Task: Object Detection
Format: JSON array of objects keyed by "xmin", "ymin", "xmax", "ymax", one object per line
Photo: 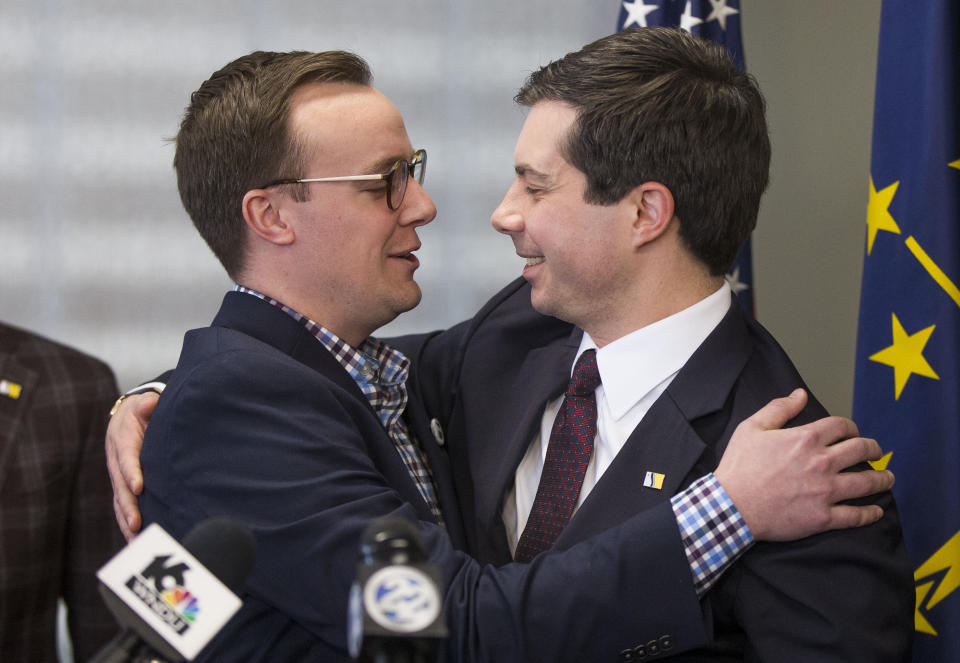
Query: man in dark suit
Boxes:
[
  {"xmin": 108, "ymin": 46, "xmax": 897, "ymax": 661},
  {"xmin": 407, "ymin": 28, "xmax": 913, "ymax": 660},
  {"xmin": 0, "ymin": 321, "xmax": 123, "ymax": 662}
]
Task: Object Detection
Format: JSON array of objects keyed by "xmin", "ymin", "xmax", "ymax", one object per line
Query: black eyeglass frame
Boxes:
[{"xmin": 262, "ymin": 149, "xmax": 427, "ymax": 211}]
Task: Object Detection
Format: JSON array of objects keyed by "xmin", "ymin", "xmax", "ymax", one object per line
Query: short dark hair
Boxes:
[
  {"xmin": 516, "ymin": 27, "xmax": 770, "ymax": 275},
  {"xmin": 174, "ymin": 50, "xmax": 372, "ymax": 278}
]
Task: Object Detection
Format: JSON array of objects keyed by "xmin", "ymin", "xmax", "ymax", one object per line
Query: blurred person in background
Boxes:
[{"xmin": 0, "ymin": 321, "xmax": 123, "ymax": 662}]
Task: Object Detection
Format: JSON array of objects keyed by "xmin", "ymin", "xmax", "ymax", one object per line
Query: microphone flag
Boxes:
[{"xmin": 96, "ymin": 523, "xmax": 244, "ymax": 660}]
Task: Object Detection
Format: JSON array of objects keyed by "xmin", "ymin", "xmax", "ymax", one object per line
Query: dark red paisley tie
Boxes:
[{"xmin": 515, "ymin": 349, "xmax": 601, "ymax": 563}]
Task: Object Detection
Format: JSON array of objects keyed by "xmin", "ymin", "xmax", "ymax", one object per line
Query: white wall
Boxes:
[{"xmin": 745, "ymin": 0, "xmax": 881, "ymax": 415}]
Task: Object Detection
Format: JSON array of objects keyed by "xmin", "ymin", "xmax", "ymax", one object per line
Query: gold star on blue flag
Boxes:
[
  {"xmin": 853, "ymin": 1, "xmax": 960, "ymax": 658},
  {"xmin": 617, "ymin": 0, "xmax": 754, "ymax": 315}
]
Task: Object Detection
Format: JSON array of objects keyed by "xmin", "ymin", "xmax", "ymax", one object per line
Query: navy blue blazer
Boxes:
[
  {"xmin": 407, "ymin": 278, "xmax": 914, "ymax": 662},
  {"xmin": 140, "ymin": 291, "xmax": 712, "ymax": 662}
]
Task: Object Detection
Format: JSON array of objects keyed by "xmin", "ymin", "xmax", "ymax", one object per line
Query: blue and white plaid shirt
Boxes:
[
  {"xmin": 672, "ymin": 473, "xmax": 753, "ymax": 595},
  {"xmin": 234, "ymin": 286, "xmax": 445, "ymax": 525}
]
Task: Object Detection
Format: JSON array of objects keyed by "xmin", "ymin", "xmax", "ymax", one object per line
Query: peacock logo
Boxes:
[{"xmin": 162, "ymin": 586, "xmax": 200, "ymax": 623}]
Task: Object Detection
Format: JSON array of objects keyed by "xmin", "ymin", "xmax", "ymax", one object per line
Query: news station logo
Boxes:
[
  {"xmin": 125, "ymin": 554, "xmax": 201, "ymax": 635},
  {"xmin": 363, "ymin": 566, "xmax": 441, "ymax": 632}
]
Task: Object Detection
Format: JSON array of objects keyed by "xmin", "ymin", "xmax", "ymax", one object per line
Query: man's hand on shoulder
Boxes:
[
  {"xmin": 106, "ymin": 392, "xmax": 158, "ymax": 540},
  {"xmin": 715, "ymin": 389, "xmax": 893, "ymax": 542}
]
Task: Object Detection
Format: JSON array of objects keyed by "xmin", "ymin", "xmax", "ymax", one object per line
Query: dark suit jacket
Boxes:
[
  {"xmin": 407, "ymin": 278, "xmax": 914, "ymax": 662},
  {"xmin": 0, "ymin": 321, "xmax": 123, "ymax": 662},
  {"xmin": 140, "ymin": 291, "xmax": 712, "ymax": 662}
]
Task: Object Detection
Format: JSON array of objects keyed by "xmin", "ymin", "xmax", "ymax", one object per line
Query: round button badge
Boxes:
[{"xmin": 362, "ymin": 565, "xmax": 441, "ymax": 633}]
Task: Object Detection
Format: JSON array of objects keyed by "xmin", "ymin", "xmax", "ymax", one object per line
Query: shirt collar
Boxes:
[
  {"xmin": 578, "ymin": 282, "xmax": 731, "ymax": 420},
  {"xmin": 232, "ymin": 285, "xmax": 409, "ymax": 390}
]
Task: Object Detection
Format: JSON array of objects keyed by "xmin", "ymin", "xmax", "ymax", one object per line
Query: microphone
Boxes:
[
  {"xmin": 91, "ymin": 518, "xmax": 257, "ymax": 662},
  {"xmin": 348, "ymin": 517, "xmax": 447, "ymax": 663}
]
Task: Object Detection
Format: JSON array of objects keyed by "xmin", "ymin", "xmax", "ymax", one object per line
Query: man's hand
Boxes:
[
  {"xmin": 105, "ymin": 392, "xmax": 158, "ymax": 540},
  {"xmin": 714, "ymin": 389, "xmax": 893, "ymax": 542}
]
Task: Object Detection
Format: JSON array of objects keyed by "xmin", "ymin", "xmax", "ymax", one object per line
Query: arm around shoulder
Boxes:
[{"xmin": 140, "ymin": 348, "xmax": 713, "ymax": 662}]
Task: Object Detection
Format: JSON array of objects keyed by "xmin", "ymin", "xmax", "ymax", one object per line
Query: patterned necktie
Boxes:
[{"xmin": 515, "ymin": 349, "xmax": 601, "ymax": 563}]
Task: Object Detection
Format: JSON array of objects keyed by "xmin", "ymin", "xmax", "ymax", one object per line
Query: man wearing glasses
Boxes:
[{"xmin": 118, "ymin": 49, "xmax": 895, "ymax": 661}]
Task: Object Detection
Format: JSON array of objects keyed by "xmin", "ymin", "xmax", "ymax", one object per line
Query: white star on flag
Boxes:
[
  {"xmin": 621, "ymin": 0, "xmax": 659, "ymax": 29},
  {"xmin": 706, "ymin": 0, "xmax": 739, "ymax": 31},
  {"xmin": 725, "ymin": 266, "xmax": 750, "ymax": 294},
  {"xmin": 679, "ymin": 1, "xmax": 704, "ymax": 33}
]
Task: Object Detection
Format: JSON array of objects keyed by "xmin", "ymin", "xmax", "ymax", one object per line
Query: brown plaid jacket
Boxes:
[{"xmin": 0, "ymin": 322, "xmax": 124, "ymax": 662}]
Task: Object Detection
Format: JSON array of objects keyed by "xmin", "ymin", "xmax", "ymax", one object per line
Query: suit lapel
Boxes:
[
  {"xmin": 209, "ymin": 292, "xmax": 448, "ymax": 526},
  {"xmin": 405, "ymin": 380, "xmax": 467, "ymax": 547},
  {"xmin": 555, "ymin": 394, "xmax": 708, "ymax": 548},
  {"xmin": 666, "ymin": 298, "xmax": 754, "ymax": 423},
  {"xmin": 0, "ymin": 349, "xmax": 37, "ymax": 494},
  {"xmin": 212, "ymin": 292, "xmax": 367, "ymax": 402},
  {"xmin": 555, "ymin": 298, "xmax": 754, "ymax": 549},
  {"xmin": 474, "ymin": 329, "xmax": 580, "ymax": 544}
]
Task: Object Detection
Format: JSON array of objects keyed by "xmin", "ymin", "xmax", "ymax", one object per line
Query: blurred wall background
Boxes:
[{"xmin": 0, "ymin": 0, "xmax": 881, "ymax": 416}]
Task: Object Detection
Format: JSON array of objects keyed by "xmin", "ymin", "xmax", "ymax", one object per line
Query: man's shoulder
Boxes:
[
  {"xmin": 668, "ymin": 302, "xmax": 826, "ymax": 446},
  {"xmin": 702, "ymin": 303, "xmax": 825, "ymax": 409},
  {"xmin": 389, "ymin": 278, "xmax": 541, "ymax": 358},
  {"xmin": 461, "ymin": 277, "xmax": 573, "ymax": 356},
  {"xmin": 0, "ymin": 320, "xmax": 115, "ymax": 385},
  {"xmin": 169, "ymin": 325, "xmax": 346, "ymax": 398},
  {"xmin": 405, "ymin": 277, "xmax": 572, "ymax": 406},
  {"xmin": 157, "ymin": 322, "xmax": 378, "ymax": 442},
  {"xmin": 181, "ymin": 322, "xmax": 288, "ymax": 359},
  {"xmin": 143, "ymin": 325, "xmax": 374, "ymax": 478},
  {"xmin": 738, "ymin": 311, "xmax": 828, "ymax": 420},
  {"xmin": 686, "ymin": 308, "xmax": 913, "ymax": 661}
]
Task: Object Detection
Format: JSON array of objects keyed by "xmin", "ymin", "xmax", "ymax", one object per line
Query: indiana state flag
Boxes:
[
  {"xmin": 617, "ymin": 0, "xmax": 754, "ymax": 314},
  {"xmin": 853, "ymin": 1, "xmax": 960, "ymax": 660}
]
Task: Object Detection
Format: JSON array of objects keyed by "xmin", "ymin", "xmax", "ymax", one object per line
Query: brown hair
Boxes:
[
  {"xmin": 174, "ymin": 50, "xmax": 371, "ymax": 277},
  {"xmin": 516, "ymin": 27, "xmax": 770, "ymax": 275}
]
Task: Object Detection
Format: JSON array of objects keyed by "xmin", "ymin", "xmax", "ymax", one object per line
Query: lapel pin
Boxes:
[
  {"xmin": 643, "ymin": 471, "xmax": 665, "ymax": 490},
  {"xmin": 430, "ymin": 418, "xmax": 445, "ymax": 446},
  {"xmin": 1, "ymin": 379, "xmax": 23, "ymax": 400}
]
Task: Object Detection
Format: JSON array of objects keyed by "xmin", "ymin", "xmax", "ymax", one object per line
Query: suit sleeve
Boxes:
[
  {"xmin": 709, "ymin": 372, "xmax": 914, "ymax": 662},
  {"xmin": 62, "ymin": 354, "xmax": 126, "ymax": 660},
  {"xmin": 142, "ymin": 346, "xmax": 708, "ymax": 662}
]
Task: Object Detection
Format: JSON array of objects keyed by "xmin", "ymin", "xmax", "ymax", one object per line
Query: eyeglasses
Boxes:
[{"xmin": 263, "ymin": 149, "xmax": 427, "ymax": 211}]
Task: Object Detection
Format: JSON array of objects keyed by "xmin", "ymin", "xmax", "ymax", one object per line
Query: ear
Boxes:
[
  {"xmin": 241, "ymin": 188, "xmax": 296, "ymax": 246},
  {"xmin": 627, "ymin": 182, "xmax": 676, "ymax": 248}
]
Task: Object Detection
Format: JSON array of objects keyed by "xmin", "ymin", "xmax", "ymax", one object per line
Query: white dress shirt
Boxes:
[{"xmin": 503, "ymin": 282, "xmax": 733, "ymax": 555}]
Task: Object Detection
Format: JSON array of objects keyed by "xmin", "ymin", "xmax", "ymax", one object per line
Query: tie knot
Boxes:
[{"xmin": 569, "ymin": 349, "xmax": 601, "ymax": 396}]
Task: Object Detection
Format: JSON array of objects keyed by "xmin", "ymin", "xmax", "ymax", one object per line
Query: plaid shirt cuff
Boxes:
[{"xmin": 671, "ymin": 473, "xmax": 754, "ymax": 596}]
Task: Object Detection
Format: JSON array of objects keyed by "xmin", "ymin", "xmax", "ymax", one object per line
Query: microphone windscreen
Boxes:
[
  {"xmin": 181, "ymin": 517, "xmax": 257, "ymax": 593},
  {"xmin": 359, "ymin": 516, "xmax": 426, "ymax": 565}
]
